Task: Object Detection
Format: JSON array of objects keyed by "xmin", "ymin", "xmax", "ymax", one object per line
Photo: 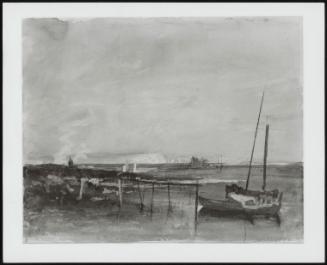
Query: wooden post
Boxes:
[
  {"xmin": 150, "ymin": 182, "xmax": 155, "ymax": 219},
  {"xmin": 118, "ymin": 178, "xmax": 123, "ymax": 207},
  {"xmin": 194, "ymin": 181, "xmax": 199, "ymax": 234},
  {"xmin": 137, "ymin": 180, "xmax": 144, "ymax": 211},
  {"xmin": 150, "ymin": 182, "xmax": 155, "ymax": 214},
  {"xmin": 77, "ymin": 177, "xmax": 88, "ymax": 200},
  {"xmin": 167, "ymin": 181, "xmax": 171, "ymax": 212}
]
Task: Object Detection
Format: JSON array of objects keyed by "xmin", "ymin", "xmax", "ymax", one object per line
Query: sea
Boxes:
[{"xmin": 24, "ymin": 164, "xmax": 303, "ymax": 243}]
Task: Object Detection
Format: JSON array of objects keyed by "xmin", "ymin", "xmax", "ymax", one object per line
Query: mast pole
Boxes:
[
  {"xmin": 262, "ymin": 124, "xmax": 269, "ymax": 191},
  {"xmin": 245, "ymin": 92, "xmax": 265, "ymax": 190}
]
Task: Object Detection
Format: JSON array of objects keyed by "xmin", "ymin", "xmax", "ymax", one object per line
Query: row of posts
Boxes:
[
  {"xmin": 116, "ymin": 176, "xmax": 200, "ymax": 233},
  {"xmin": 76, "ymin": 164, "xmax": 200, "ymax": 234}
]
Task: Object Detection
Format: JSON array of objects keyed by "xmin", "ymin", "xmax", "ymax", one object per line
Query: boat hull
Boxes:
[
  {"xmin": 199, "ymin": 196, "xmax": 244, "ymax": 213},
  {"xmin": 198, "ymin": 195, "xmax": 282, "ymax": 217}
]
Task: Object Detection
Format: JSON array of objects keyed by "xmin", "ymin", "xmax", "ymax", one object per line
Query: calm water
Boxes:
[{"xmin": 24, "ymin": 165, "xmax": 303, "ymax": 243}]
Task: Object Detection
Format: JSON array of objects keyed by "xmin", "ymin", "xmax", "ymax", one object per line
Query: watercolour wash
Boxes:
[{"xmin": 23, "ymin": 17, "xmax": 303, "ymax": 243}]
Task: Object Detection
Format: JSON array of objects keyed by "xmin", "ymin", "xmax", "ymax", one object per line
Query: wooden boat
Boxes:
[
  {"xmin": 199, "ymin": 92, "xmax": 283, "ymax": 223},
  {"xmin": 199, "ymin": 190, "xmax": 283, "ymax": 219},
  {"xmin": 199, "ymin": 196, "xmax": 244, "ymax": 213}
]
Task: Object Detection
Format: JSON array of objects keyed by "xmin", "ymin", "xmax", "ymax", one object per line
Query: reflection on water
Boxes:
[{"xmin": 199, "ymin": 207, "xmax": 250, "ymax": 220}]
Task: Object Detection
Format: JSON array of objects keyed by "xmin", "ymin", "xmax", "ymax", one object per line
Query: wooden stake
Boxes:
[
  {"xmin": 77, "ymin": 177, "xmax": 88, "ymax": 200},
  {"xmin": 167, "ymin": 181, "xmax": 171, "ymax": 211},
  {"xmin": 194, "ymin": 181, "xmax": 199, "ymax": 234},
  {"xmin": 137, "ymin": 180, "xmax": 144, "ymax": 211},
  {"xmin": 150, "ymin": 182, "xmax": 155, "ymax": 214},
  {"xmin": 118, "ymin": 178, "xmax": 123, "ymax": 207}
]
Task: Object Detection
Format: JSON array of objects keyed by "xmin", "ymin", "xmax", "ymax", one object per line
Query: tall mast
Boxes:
[
  {"xmin": 245, "ymin": 92, "xmax": 265, "ymax": 190},
  {"xmin": 262, "ymin": 124, "xmax": 269, "ymax": 191}
]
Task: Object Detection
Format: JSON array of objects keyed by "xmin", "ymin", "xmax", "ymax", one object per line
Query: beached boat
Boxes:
[
  {"xmin": 199, "ymin": 92, "xmax": 283, "ymax": 223},
  {"xmin": 199, "ymin": 190, "xmax": 283, "ymax": 218}
]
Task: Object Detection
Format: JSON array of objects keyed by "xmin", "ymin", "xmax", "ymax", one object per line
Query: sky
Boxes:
[{"xmin": 23, "ymin": 17, "xmax": 302, "ymax": 164}]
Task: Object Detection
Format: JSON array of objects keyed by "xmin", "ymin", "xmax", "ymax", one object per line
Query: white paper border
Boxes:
[{"xmin": 3, "ymin": 3, "xmax": 325, "ymax": 263}]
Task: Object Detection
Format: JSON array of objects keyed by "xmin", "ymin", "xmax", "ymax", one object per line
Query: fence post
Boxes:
[
  {"xmin": 118, "ymin": 178, "xmax": 123, "ymax": 207},
  {"xmin": 194, "ymin": 181, "xmax": 199, "ymax": 234}
]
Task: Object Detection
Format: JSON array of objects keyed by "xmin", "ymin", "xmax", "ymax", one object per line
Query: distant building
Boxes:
[
  {"xmin": 68, "ymin": 156, "xmax": 74, "ymax": 167},
  {"xmin": 190, "ymin": 156, "xmax": 209, "ymax": 168}
]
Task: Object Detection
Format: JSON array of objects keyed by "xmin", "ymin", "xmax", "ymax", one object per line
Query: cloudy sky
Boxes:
[{"xmin": 23, "ymin": 17, "xmax": 302, "ymax": 164}]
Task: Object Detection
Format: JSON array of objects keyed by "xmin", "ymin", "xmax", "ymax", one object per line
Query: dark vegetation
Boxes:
[{"xmin": 24, "ymin": 164, "xmax": 119, "ymax": 211}]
